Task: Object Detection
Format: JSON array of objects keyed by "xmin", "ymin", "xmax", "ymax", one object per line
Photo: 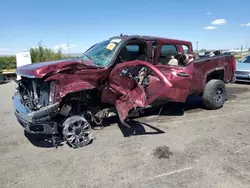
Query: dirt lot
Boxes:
[{"xmin": 0, "ymin": 81, "xmax": 250, "ymax": 188}]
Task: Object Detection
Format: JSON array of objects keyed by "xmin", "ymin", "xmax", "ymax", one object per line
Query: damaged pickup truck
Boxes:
[{"xmin": 13, "ymin": 35, "xmax": 236, "ymax": 148}]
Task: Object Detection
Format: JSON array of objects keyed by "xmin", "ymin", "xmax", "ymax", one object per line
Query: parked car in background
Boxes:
[{"xmin": 235, "ymin": 56, "xmax": 250, "ymax": 82}]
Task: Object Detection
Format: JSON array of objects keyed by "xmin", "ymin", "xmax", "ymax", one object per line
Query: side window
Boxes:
[
  {"xmin": 126, "ymin": 45, "xmax": 139, "ymax": 52},
  {"xmin": 159, "ymin": 44, "xmax": 178, "ymax": 65},
  {"xmin": 126, "ymin": 44, "xmax": 139, "ymax": 61},
  {"xmin": 182, "ymin": 45, "xmax": 189, "ymax": 54},
  {"xmin": 160, "ymin": 44, "xmax": 178, "ymax": 56}
]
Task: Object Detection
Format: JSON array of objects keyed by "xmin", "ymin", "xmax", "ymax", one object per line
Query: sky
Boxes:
[{"xmin": 0, "ymin": 0, "xmax": 250, "ymax": 55}]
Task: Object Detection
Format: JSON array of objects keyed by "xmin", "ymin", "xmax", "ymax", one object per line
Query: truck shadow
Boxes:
[
  {"xmin": 117, "ymin": 120, "xmax": 166, "ymax": 137},
  {"xmin": 142, "ymin": 95, "xmax": 206, "ymax": 117}
]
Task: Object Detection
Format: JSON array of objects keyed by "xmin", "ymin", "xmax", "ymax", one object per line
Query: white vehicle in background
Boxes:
[
  {"xmin": 235, "ymin": 56, "xmax": 250, "ymax": 82},
  {"xmin": 2, "ymin": 52, "xmax": 32, "ymax": 81},
  {"xmin": 15, "ymin": 52, "xmax": 32, "ymax": 80}
]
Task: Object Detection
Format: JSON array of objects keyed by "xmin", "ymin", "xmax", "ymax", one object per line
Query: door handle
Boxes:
[{"xmin": 177, "ymin": 72, "xmax": 190, "ymax": 77}]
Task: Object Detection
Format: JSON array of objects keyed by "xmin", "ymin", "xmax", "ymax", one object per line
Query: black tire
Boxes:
[{"xmin": 202, "ymin": 79, "xmax": 227, "ymax": 110}]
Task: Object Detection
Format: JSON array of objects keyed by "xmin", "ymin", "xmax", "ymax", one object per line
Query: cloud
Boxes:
[
  {"xmin": 32, "ymin": 45, "xmax": 39, "ymax": 49},
  {"xmin": 211, "ymin": 19, "xmax": 227, "ymax": 25},
  {"xmin": 0, "ymin": 48, "xmax": 11, "ymax": 51},
  {"xmin": 54, "ymin": 44, "xmax": 76, "ymax": 50},
  {"xmin": 206, "ymin": 12, "xmax": 212, "ymax": 15},
  {"xmin": 204, "ymin": 26, "xmax": 217, "ymax": 30},
  {"xmin": 240, "ymin": 23, "xmax": 250, "ymax": 27}
]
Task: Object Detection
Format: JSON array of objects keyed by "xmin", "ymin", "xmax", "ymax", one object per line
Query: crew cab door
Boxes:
[
  {"xmin": 104, "ymin": 60, "xmax": 172, "ymax": 122},
  {"xmin": 153, "ymin": 43, "xmax": 194, "ymax": 102}
]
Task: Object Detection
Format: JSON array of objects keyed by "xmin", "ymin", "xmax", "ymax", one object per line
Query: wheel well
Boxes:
[
  {"xmin": 206, "ymin": 70, "xmax": 224, "ymax": 83},
  {"xmin": 60, "ymin": 89, "xmax": 101, "ymax": 115}
]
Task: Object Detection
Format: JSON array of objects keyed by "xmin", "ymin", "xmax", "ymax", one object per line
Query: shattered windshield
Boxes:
[{"xmin": 79, "ymin": 38, "xmax": 124, "ymax": 67}]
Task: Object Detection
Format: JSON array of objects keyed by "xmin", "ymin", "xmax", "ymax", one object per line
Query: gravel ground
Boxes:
[{"xmin": 0, "ymin": 81, "xmax": 250, "ymax": 188}]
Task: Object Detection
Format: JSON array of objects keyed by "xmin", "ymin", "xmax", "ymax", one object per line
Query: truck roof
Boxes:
[{"xmin": 110, "ymin": 35, "xmax": 192, "ymax": 46}]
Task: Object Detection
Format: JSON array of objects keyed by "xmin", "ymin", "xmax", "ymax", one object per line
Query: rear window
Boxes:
[{"xmin": 182, "ymin": 45, "xmax": 189, "ymax": 54}]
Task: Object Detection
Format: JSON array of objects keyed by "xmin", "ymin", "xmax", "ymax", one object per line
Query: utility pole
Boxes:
[
  {"xmin": 241, "ymin": 45, "xmax": 243, "ymax": 55},
  {"xmin": 196, "ymin": 41, "xmax": 199, "ymax": 53},
  {"xmin": 196, "ymin": 41, "xmax": 199, "ymax": 58}
]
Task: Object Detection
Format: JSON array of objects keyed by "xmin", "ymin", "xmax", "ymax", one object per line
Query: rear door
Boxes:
[{"xmin": 152, "ymin": 43, "xmax": 194, "ymax": 102}]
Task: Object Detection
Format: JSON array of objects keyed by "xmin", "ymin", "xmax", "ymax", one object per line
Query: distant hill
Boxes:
[{"xmin": 0, "ymin": 54, "xmax": 14, "ymax": 57}]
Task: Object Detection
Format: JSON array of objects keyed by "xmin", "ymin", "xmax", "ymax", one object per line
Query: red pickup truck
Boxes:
[{"xmin": 13, "ymin": 35, "xmax": 236, "ymax": 148}]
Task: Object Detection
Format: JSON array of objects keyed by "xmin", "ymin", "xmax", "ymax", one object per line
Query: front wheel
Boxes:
[
  {"xmin": 62, "ymin": 116, "xmax": 92, "ymax": 148},
  {"xmin": 202, "ymin": 79, "xmax": 227, "ymax": 110}
]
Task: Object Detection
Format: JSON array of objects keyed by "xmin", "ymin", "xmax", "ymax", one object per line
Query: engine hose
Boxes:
[
  {"xmin": 19, "ymin": 83, "xmax": 36, "ymax": 109},
  {"xmin": 86, "ymin": 111, "xmax": 103, "ymax": 125},
  {"xmin": 20, "ymin": 83, "xmax": 32, "ymax": 98},
  {"xmin": 84, "ymin": 111, "xmax": 104, "ymax": 131}
]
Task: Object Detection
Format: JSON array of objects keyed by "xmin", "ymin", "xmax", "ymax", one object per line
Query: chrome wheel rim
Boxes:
[{"xmin": 62, "ymin": 117, "xmax": 91, "ymax": 148}]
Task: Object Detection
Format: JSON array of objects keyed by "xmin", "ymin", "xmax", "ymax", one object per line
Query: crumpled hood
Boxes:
[
  {"xmin": 16, "ymin": 58, "xmax": 96, "ymax": 78},
  {"xmin": 236, "ymin": 62, "xmax": 250, "ymax": 72}
]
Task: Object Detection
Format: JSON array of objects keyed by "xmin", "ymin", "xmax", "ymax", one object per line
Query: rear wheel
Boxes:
[
  {"xmin": 202, "ymin": 79, "xmax": 227, "ymax": 109},
  {"xmin": 62, "ymin": 116, "xmax": 92, "ymax": 148}
]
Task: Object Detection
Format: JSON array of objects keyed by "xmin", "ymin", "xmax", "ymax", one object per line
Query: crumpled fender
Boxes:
[{"xmin": 44, "ymin": 73, "xmax": 96, "ymax": 102}]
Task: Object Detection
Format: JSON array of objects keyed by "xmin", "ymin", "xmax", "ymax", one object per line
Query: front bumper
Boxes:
[
  {"xmin": 235, "ymin": 71, "xmax": 250, "ymax": 82},
  {"xmin": 13, "ymin": 92, "xmax": 60, "ymax": 134}
]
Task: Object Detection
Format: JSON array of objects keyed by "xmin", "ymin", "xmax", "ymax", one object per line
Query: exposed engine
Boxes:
[
  {"xmin": 17, "ymin": 77, "xmax": 51, "ymax": 110},
  {"xmin": 17, "ymin": 77, "xmax": 104, "ymax": 119}
]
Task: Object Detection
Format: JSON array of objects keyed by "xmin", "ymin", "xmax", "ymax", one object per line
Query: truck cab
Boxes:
[{"xmin": 104, "ymin": 36, "xmax": 195, "ymax": 121}]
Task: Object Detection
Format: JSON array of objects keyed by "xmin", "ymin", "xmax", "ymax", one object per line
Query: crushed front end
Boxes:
[{"xmin": 13, "ymin": 77, "xmax": 60, "ymax": 134}]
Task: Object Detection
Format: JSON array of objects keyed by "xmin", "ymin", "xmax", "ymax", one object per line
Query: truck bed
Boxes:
[
  {"xmin": 189, "ymin": 54, "xmax": 235, "ymax": 95},
  {"xmin": 194, "ymin": 54, "xmax": 231, "ymax": 63}
]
